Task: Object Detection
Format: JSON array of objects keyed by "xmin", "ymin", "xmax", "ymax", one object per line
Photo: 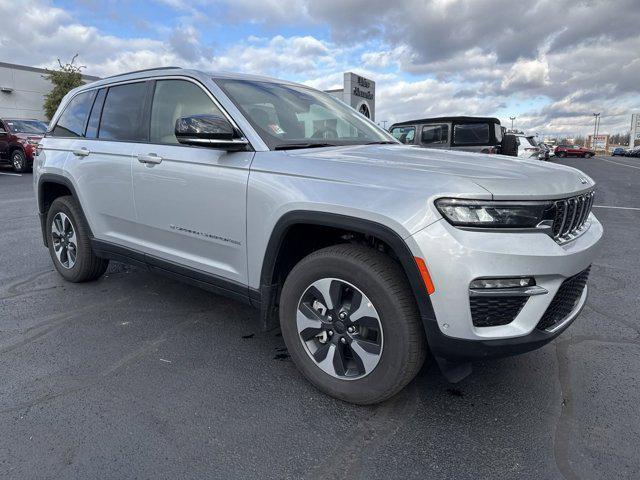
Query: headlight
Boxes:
[{"xmin": 435, "ymin": 198, "xmax": 555, "ymax": 228}]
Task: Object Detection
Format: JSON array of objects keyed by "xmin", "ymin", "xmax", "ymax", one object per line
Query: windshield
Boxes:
[
  {"xmin": 215, "ymin": 79, "xmax": 396, "ymax": 150},
  {"xmin": 5, "ymin": 120, "xmax": 48, "ymax": 134}
]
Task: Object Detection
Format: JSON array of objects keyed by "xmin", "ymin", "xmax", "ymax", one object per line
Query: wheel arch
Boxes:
[
  {"xmin": 37, "ymin": 174, "xmax": 93, "ymax": 247},
  {"xmin": 258, "ymin": 210, "xmax": 437, "ymax": 335}
]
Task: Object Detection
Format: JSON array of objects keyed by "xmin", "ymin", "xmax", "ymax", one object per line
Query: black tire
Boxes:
[
  {"xmin": 585, "ymin": 153, "xmax": 593, "ymax": 158},
  {"xmin": 279, "ymin": 244, "xmax": 427, "ymax": 405},
  {"xmin": 11, "ymin": 150, "xmax": 29, "ymax": 173},
  {"xmin": 46, "ymin": 196, "xmax": 109, "ymax": 282}
]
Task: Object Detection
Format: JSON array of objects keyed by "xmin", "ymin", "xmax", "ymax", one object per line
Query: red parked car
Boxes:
[
  {"xmin": 0, "ymin": 118, "xmax": 48, "ymax": 172},
  {"xmin": 554, "ymin": 145, "xmax": 595, "ymax": 158}
]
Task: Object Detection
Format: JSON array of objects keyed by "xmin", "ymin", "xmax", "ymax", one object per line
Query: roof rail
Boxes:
[{"xmin": 102, "ymin": 66, "xmax": 182, "ymax": 80}]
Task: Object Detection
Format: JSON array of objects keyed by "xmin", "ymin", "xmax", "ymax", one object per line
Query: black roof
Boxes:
[{"xmin": 390, "ymin": 116, "xmax": 501, "ymax": 127}]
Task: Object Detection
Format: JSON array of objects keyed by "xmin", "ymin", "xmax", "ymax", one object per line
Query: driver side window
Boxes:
[{"xmin": 150, "ymin": 79, "xmax": 225, "ymax": 145}]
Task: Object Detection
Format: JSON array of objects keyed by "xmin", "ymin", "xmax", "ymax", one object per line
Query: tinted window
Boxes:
[
  {"xmin": 5, "ymin": 120, "xmax": 48, "ymax": 134},
  {"xmin": 86, "ymin": 89, "xmax": 106, "ymax": 139},
  {"xmin": 421, "ymin": 124, "xmax": 448, "ymax": 145},
  {"xmin": 390, "ymin": 126, "xmax": 415, "ymax": 144},
  {"xmin": 51, "ymin": 91, "xmax": 96, "ymax": 137},
  {"xmin": 99, "ymin": 82, "xmax": 147, "ymax": 141},
  {"xmin": 453, "ymin": 123, "xmax": 490, "ymax": 145},
  {"xmin": 150, "ymin": 80, "xmax": 225, "ymax": 145}
]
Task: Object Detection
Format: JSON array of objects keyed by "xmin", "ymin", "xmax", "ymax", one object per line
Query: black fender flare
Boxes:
[
  {"xmin": 258, "ymin": 210, "xmax": 438, "ymax": 336},
  {"xmin": 37, "ymin": 173, "xmax": 94, "ymax": 246}
]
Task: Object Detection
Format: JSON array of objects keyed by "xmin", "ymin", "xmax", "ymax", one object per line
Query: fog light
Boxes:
[{"xmin": 469, "ymin": 277, "xmax": 535, "ymax": 289}]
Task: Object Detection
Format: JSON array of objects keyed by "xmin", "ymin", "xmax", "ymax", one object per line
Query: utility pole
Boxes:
[
  {"xmin": 381, "ymin": 120, "xmax": 388, "ymax": 130},
  {"xmin": 592, "ymin": 113, "xmax": 600, "ymax": 151},
  {"xmin": 509, "ymin": 116, "xmax": 516, "ymax": 131}
]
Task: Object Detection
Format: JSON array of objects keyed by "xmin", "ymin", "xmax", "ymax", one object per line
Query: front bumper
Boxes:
[{"xmin": 406, "ymin": 214, "xmax": 603, "ymax": 360}]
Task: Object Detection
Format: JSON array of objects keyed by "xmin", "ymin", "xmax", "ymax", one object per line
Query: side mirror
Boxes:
[{"xmin": 175, "ymin": 114, "xmax": 248, "ymax": 150}]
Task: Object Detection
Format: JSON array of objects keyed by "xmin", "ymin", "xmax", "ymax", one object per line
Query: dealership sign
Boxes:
[
  {"xmin": 587, "ymin": 134, "xmax": 608, "ymax": 150},
  {"xmin": 344, "ymin": 73, "xmax": 376, "ymax": 120}
]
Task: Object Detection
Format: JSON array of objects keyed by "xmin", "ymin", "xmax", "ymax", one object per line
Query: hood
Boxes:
[
  {"xmin": 287, "ymin": 144, "xmax": 595, "ymax": 200},
  {"xmin": 14, "ymin": 133, "xmax": 43, "ymax": 141}
]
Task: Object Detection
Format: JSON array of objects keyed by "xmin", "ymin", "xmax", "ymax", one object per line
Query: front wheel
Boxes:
[
  {"xmin": 12, "ymin": 150, "xmax": 29, "ymax": 173},
  {"xmin": 279, "ymin": 244, "xmax": 427, "ymax": 404}
]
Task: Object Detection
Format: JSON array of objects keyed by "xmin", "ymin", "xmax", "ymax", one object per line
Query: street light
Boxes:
[
  {"xmin": 509, "ymin": 116, "xmax": 516, "ymax": 131},
  {"xmin": 592, "ymin": 113, "xmax": 600, "ymax": 151}
]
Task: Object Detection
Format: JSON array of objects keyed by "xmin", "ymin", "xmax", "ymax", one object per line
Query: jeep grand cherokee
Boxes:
[{"xmin": 34, "ymin": 67, "xmax": 602, "ymax": 404}]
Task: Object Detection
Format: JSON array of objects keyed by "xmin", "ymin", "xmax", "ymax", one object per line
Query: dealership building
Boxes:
[{"xmin": 0, "ymin": 62, "xmax": 99, "ymax": 121}]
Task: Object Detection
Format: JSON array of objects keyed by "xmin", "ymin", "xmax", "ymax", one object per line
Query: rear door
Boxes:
[
  {"xmin": 131, "ymin": 77, "xmax": 253, "ymax": 285},
  {"xmin": 420, "ymin": 123, "xmax": 449, "ymax": 149},
  {"xmin": 63, "ymin": 81, "xmax": 146, "ymax": 248}
]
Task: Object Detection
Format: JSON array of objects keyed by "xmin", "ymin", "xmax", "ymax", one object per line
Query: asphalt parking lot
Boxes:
[{"xmin": 1, "ymin": 155, "xmax": 639, "ymax": 480}]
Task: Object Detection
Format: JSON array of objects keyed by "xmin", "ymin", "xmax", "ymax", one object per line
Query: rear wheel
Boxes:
[
  {"xmin": 11, "ymin": 150, "xmax": 29, "ymax": 173},
  {"xmin": 279, "ymin": 244, "xmax": 427, "ymax": 404},
  {"xmin": 46, "ymin": 196, "xmax": 109, "ymax": 282}
]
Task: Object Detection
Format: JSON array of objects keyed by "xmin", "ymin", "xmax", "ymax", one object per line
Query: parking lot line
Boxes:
[
  {"xmin": 598, "ymin": 158, "xmax": 640, "ymax": 170},
  {"xmin": 593, "ymin": 205, "xmax": 640, "ymax": 211},
  {"xmin": 0, "ymin": 172, "xmax": 22, "ymax": 176}
]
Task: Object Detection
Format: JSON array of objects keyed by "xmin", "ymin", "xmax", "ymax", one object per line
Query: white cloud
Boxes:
[{"xmin": 0, "ymin": 0, "xmax": 637, "ymax": 136}]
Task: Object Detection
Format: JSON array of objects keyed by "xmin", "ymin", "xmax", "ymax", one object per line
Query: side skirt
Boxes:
[{"xmin": 91, "ymin": 239, "xmax": 260, "ymax": 308}]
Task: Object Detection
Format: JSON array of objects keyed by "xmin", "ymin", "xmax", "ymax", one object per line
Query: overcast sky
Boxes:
[{"xmin": 1, "ymin": 0, "xmax": 638, "ymax": 136}]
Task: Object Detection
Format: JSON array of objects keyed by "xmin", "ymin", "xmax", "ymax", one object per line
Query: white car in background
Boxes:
[
  {"xmin": 545, "ymin": 144, "xmax": 556, "ymax": 157},
  {"xmin": 516, "ymin": 134, "xmax": 542, "ymax": 160}
]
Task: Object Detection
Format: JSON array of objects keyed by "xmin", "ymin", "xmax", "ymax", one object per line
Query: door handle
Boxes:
[
  {"xmin": 137, "ymin": 153, "xmax": 163, "ymax": 165},
  {"xmin": 72, "ymin": 147, "xmax": 90, "ymax": 157}
]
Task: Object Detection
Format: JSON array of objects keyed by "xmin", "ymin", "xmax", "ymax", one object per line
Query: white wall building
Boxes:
[{"xmin": 0, "ymin": 62, "xmax": 99, "ymax": 121}]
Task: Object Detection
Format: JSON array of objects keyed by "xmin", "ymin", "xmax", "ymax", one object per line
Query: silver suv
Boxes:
[{"xmin": 34, "ymin": 67, "xmax": 602, "ymax": 404}]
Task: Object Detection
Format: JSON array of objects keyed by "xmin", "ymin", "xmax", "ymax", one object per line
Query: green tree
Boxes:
[{"xmin": 43, "ymin": 55, "xmax": 85, "ymax": 120}]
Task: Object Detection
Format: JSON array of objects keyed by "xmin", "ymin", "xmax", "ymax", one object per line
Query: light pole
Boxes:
[
  {"xmin": 592, "ymin": 113, "xmax": 600, "ymax": 151},
  {"xmin": 509, "ymin": 116, "xmax": 516, "ymax": 131}
]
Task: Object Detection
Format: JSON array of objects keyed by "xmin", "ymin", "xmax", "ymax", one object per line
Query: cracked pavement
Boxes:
[{"xmin": 0, "ymin": 155, "xmax": 639, "ymax": 479}]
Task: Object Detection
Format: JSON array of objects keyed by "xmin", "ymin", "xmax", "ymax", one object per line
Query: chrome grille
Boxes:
[{"xmin": 552, "ymin": 191, "xmax": 594, "ymax": 243}]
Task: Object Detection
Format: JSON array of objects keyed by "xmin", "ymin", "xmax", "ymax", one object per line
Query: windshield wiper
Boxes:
[
  {"xmin": 365, "ymin": 141, "xmax": 397, "ymax": 145},
  {"xmin": 274, "ymin": 143, "xmax": 336, "ymax": 150}
]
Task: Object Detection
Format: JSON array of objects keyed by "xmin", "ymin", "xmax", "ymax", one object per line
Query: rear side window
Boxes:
[
  {"xmin": 453, "ymin": 123, "xmax": 490, "ymax": 145},
  {"xmin": 85, "ymin": 88, "xmax": 106, "ymax": 139},
  {"xmin": 150, "ymin": 79, "xmax": 225, "ymax": 145},
  {"xmin": 99, "ymin": 82, "xmax": 147, "ymax": 141},
  {"xmin": 421, "ymin": 124, "xmax": 448, "ymax": 145},
  {"xmin": 390, "ymin": 126, "xmax": 415, "ymax": 144},
  {"xmin": 51, "ymin": 90, "xmax": 96, "ymax": 138}
]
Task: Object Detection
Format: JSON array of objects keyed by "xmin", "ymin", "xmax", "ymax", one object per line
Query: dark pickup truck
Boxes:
[{"xmin": 389, "ymin": 116, "xmax": 519, "ymax": 156}]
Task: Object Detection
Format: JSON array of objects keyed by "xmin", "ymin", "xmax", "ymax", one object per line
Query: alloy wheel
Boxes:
[
  {"xmin": 51, "ymin": 212, "xmax": 78, "ymax": 269},
  {"xmin": 12, "ymin": 152, "xmax": 24, "ymax": 171},
  {"xmin": 296, "ymin": 278, "xmax": 383, "ymax": 380}
]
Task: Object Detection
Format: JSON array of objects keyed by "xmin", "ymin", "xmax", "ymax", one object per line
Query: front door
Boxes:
[{"xmin": 131, "ymin": 78, "xmax": 253, "ymax": 285}]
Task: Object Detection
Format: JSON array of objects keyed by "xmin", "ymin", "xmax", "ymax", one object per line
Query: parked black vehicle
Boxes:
[{"xmin": 389, "ymin": 116, "xmax": 518, "ymax": 156}]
